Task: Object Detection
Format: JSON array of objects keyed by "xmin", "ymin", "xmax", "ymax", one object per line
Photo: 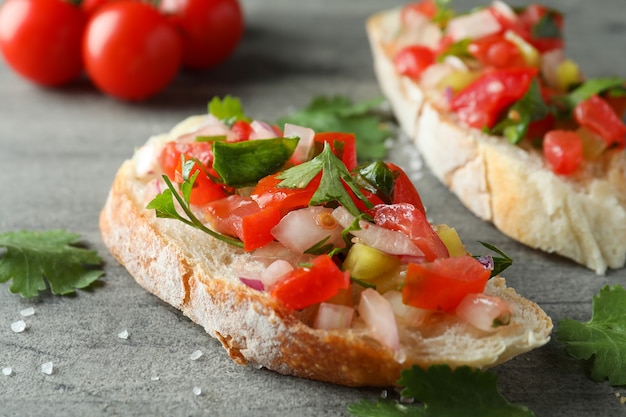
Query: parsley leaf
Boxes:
[
  {"xmin": 531, "ymin": 11, "xmax": 562, "ymax": 39},
  {"xmin": 208, "ymin": 95, "xmax": 250, "ymax": 126},
  {"xmin": 0, "ymin": 230, "xmax": 104, "ymax": 298},
  {"xmin": 348, "ymin": 365, "xmax": 534, "ymax": 417},
  {"xmin": 564, "ymin": 77, "xmax": 626, "ymax": 108},
  {"xmin": 557, "ymin": 285, "xmax": 626, "ymax": 386},
  {"xmin": 474, "ymin": 241, "xmax": 513, "ymax": 278},
  {"xmin": 276, "ymin": 143, "xmax": 372, "ymax": 216},
  {"xmin": 276, "ymin": 96, "xmax": 391, "ymax": 162}
]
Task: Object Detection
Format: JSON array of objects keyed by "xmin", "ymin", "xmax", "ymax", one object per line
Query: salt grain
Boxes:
[
  {"xmin": 190, "ymin": 350, "xmax": 203, "ymax": 361},
  {"xmin": 20, "ymin": 307, "xmax": 35, "ymax": 317},
  {"xmin": 193, "ymin": 387, "xmax": 202, "ymax": 396},
  {"xmin": 117, "ymin": 330, "xmax": 129, "ymax": 340},
  {"xmin": 41, "ymin": 362, "xmax": 54, "ymax": 375},
  {"xmin": 11, "ymin": 320, "xmax": 26, "ymax": 333},
  {"xmin": 2, "ymin": 367, "xmax": 13, "ymax": 376},
  {"xmin": 151, "ymin": 376, "xmax": 160, "ymax": 381}
]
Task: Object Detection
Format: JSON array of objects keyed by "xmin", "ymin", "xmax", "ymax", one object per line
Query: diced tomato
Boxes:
[
  {"xmin": 186, "ymin": 166, "xmax": 229, "ymax": 206},
  {"xmin": 393, "ymin": 45, "xmax": 436, "ymax": 80},
  {"xmin": 542, "ymin": 130, "xmax": 583, "ymax": 175},
  {"xmin": 158, "ymin": 140, "xmax": 214, "ymax": 179},
  {"xmin": 230, "ymin": 120, "xmax": 253, "ymax": 142},
  {"xmin": 251, "ymin": 172, "xmax": 321, "ymax": 215},
  {"xmin": 526, "ymin": 114, "xmax": 555, "ymax": 141},
  {"xmin": 574, "ymin": 95, "xmax": 626, "ymax": 148},
  {"xmin": 269, "ymin": 254, "xmax": 350, "ymax": 310},
  {"xmin": 204, "ymin": 195, "xmax": 281, "ymax": 250},
  {"xmin": 386, "ymin": 163, "xmax": 426, "ymax": 214},
  {"xmin": 517, "ymin": 4, "xmax": 563, "ymax": 53},
  {"xmin": 313, "ymin": 132, "xmax": 358, "ymax": 171},
  {"xmin": 468, "ymin": 34, "xmax": 526, "ymax": 69},
  {"xmin": 373, "ymin": 203, "xmax": 449, "ymax": 261},
  {"xmin": 449, "ymin": 67, "xmax": 538, "ymax": 129},
  {"xmin": 401, "ymin": 0, "xmax": 437, "ymax": 23},
  {"xmin": 603, "ymin": 94, "xmax": 626, "ymax": 118},
  {"xmin": 402, "ymin": 256, "xmax": 490, "ymax": 312}
]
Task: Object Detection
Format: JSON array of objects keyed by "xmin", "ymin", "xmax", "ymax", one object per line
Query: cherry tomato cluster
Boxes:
[{"xmin": 0, "ymin": 0, "xmax": 244, "ymax": 101}]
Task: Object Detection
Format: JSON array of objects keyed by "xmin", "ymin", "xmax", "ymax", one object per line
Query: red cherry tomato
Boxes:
[
  {"xmin": 468, "ymin": 34, "xmax": 526, "ymax": 69},
  {"xmin": 83, "ymin": 1, "xmax": 182, "ymax": 101},
  {"xmin": 542, "ymin": 130, "xmax": 583, "ymax": 175},
  {"xmin": 0, "ymin": 0, "xmax": 86, "ymax": 86},
  {"xmin": 402, "ymin": 256, "xmax": 490, "ymax": 312},
  {"xmin": 393, "ymin": 45, "xmax": 436, "ymax": 80},
  {"xmin": 574, "ymin": 95, "xmax": 626, "ymax": 148},
  {"xmin": 162, "ymin": 0, "xmax": 244, "ymax": 70},
  {"xmin": 269, "ymin": 254, "xmax": 350, "ymax": 310}
]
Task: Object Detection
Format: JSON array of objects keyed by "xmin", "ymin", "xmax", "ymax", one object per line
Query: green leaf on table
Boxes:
[
  {"xmin": 208, "ymin": 95, "xmax": 250, "ymax": 125},
  {"xmin": 0, "ymin": 230, "xmax": 104, "ymax": 298},
  {"xmin": 557, "ymin": 285, "xmax": 626, "ymax": 386},
  {"xmin": 348, "ymin": 365, "xmax": 534, "ymax": 417},
  {"xmin": 276, "ymin": 95, "xmax": 391, "ymax": 162}
]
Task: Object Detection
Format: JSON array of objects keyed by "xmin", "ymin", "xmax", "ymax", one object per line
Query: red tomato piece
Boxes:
[
  {"xmin": 187, "ymin": 167, "xmax": 228, "ymax": 206},
  {"xmin": 230, "ymin": 120, "xmax": 253, "ymax": 142},
  {"xmin": 542, "ymin": 130, "xmax": 583, "ymax": 175},
  {"xmin": 158, "ymin": 141, "xmax": 214, "ymax": 179},
  {"xmin": 517, "ymin": 4, "xmax": 563, "ymax": 53},
  {"xmin": 574, "ymin": 95, "xmax": 626, "ymax": 148},
  {"xmin": 450, "ymin": 67, "xmax": 538, "ymax": 129},
  {"xmin": 393, "ymin": 45, "xmax": 436, "ymax": 80},
  {"xmin": 0, "ymin": 0, "xmax": 86, "ymax": 86},
  {"xmin": 314, "ymin": 132, "xmax": 358, "ymax": 171},
  {"xmin": 251, "ymin": 172, "xmax": 321, "ymax": 216},
  {"xmin": 468, "ymin": 34, "xmax": 526, "ymax": 69},
  {"xmin": 269, "ymin": 255, "xmax": 350, "ymax": 310},
  {"xmin": 83, "ymin": 2, "xmax": 182, "ymax": 101},
  {"xmin": 387, "ymin": 163, "xmax": 426, "ymax": 214},
  {"xmin": 402, "ymin": 256, "xmax": 490, "ymax": 312},
  {"xmin": 373, "ymin": 203, "xmax": 449, "ymax": 261},
  {"xmin": 240, "ymin": 205, "xmax": 281, "ymax": 251},
  {"xmin": 161, "ymin": 0, "xmax": 243, "ymax": 70}
]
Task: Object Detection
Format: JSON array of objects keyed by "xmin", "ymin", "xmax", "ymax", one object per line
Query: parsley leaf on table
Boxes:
[
  {"xmin": 348, "ymin": 365, "xmax": 534, "ymax": 417},
  {"xmin": 557, "ymin": 285, "xmax": 626, "ymax": 386},
  {"xmin": 276, "ymin": 96, "xmax": 391, "ymax": 162},
  {"xmin": 0, "ymin": 230, "xmax": 104, "ymax": 298}
]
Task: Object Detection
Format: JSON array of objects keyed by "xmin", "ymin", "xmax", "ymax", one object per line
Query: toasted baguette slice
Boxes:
[
  {"xmin": 100, "ymin": 115, "xmax": 552, "ymax": 387},
  {"xmin": 367, "ymin": 9, "xmax": 626, "ymax": 275}
]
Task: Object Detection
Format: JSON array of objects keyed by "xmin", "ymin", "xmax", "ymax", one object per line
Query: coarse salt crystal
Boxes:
[
  {"xmin": 2, "ymin": 367, "xmax": 13, "ymax": 376},
  {"xmin": 118, "ymin": 330, "xmax": 129, "ymax": 340},
  {"xmin": 193, "ymin": 387, "xmax": 202, "ymax": 396},
  {"xmin": 151, "ymin": 376, "xmax": 160, "ymax": 381},
  {"xmin": 190, "ymin": 350, "xmax": 203, "ymax": 361},
  {"xmin": 20, "ymin": 307, "xmax": 35, "ymax": 317},
  {"xmin": 11, "ymin": 320, "xmax": 26, "ymax": 333},
  {"xmin": 41, "ymin": 362, "xmax": 54, "ymax": 375}
]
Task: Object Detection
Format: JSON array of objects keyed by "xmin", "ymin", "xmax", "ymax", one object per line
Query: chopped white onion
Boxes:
[
  {"xmin": 250, "ymin": 120, "xmax": 277, "ymax": 140},
  {"xmin": 358, "ymin": 289, "xmax": 399, "ymax": 351},
  {"xmin": 260, "ymin": 260, "xmax": 294, "ymax": 289},
  {"xmin": 134, "ymin": 142, "xmax": 164, "ymax": 178},
  {"xmin": 332, "ymin": 207, "xmax": 423, "ymax": 257},
  {"xmin": 541, "ymin": 49, "xmax": 565, "ymax": 89},
  {"xmin": 383, "ymin": 291, "xmax": 429, "ymax": 326},
  {"xmin": 284, "ymin": 123, "xmax": 315, "ymax": 163},
  {"xmin": 456, "ymin": 293, "xmax": 513, "ymax": 332},
  {"xmin": 272, "ymin": 207, "xmax": 345, "ymax": 254},
  {"xmin": 313, "ymin": 303, "xmax": 355, "ymax": 330},
  {"xmin": 446, "ymin": 8, "xmax": 501, "ymax": 41},
  {"xmin": 491, "ymin": 1, "xmax": 518, "ymax": 22}
]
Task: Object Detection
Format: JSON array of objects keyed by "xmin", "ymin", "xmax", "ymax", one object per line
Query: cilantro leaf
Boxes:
[
  {"xmin": 348, "ymin": 365, "xmax": 534, "ymax": 417},
  {"xmin": 276, "ymin": 143, "xmax": 372, "ymax": 216},
  {"xmin": 475, "ymin": 241, "xmax": 513, "ymax": 278},
  {"xmin": 0, "ymin": 230, "xmax": 104, "ymax": 298},
  {"xmin": 531, "ymin": 12, "xmax": 562, "ymax": 39},
  {"xmin": 557, "ymin": 285, "xmax": 626, "ymax": 386},
  {"xmin": 276, "ymin": 96, "xmax": 391, "ymax": 162},
  {"xmin": 565, "ymin": 77, "xmax": 626, "ymax": 108},
  {"xmin": 208, "ymin": 95, "xmax": 250, "ymax": 125}
]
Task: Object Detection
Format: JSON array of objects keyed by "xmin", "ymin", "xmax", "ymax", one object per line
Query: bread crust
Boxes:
[
  {"xmin": 367, "ymin": 9, "xmax": 626, "ymax": 275},
  {"xmin": 100, "ymin": 116, "xmax": 552, "ymax": 387}
]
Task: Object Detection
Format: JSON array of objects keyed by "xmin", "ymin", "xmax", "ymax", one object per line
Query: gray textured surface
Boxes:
[{"xmin": 1, "ymin": 1, "xmax": 625, "ymax": 416}]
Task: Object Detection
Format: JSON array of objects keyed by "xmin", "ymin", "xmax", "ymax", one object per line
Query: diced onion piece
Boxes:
[
  {"xmin": 491, "ymin": 1, "xmax": 517, "ymax": 22},
  {"xmin": 313, "ymin": 303, "xmax": 355, "ymax": 330},
  {"xmin": 134, "ymin": 142, "xmax": 164, "ymax": 178},
  {"xmin": 272, "ymin": 207, "xmax": 344, "ymax": 254},
  {"xmin": 383, "ymin": 290, "xmax": 428, "ymax": 326},
  {"xmin": 446, "ymin": 8, "xmax": 501, "ymax": 41},
  {"xmin": 260, "ymin": 259, "xmax": 294, "ymax": 289},
  {"xmin": 456, "ymin": 293, "xmax": 513, "ymax": 332},
  {"xmin": 332, "ymin": 206, "xmax": 423, "ymax": 257},
  {"xmin": 358, "ymin": 288, "xmax": 400, "ymax": 350},
  {"xmin": 250, "ymin": 120, "xmax": 277, "ymax": 140},
  {"xmin": 239, "ymin": 277, "xmax": 265, "ymax": 291},
  {"xmin": 504, "ymin": 30, "xmax": 540, "ymax": 67},
  {"xmin": 541, "ymin": 49, "xmax": 565, "ymax": 90},
  {"xmin": 284, "ymin": 123, "xmax": 315, "ymax": 163}
]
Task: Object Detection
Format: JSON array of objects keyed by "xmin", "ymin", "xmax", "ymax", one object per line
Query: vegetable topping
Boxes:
[{"xmin": 145, "ymin": 96, "xmax": 516, "ymax": 351}]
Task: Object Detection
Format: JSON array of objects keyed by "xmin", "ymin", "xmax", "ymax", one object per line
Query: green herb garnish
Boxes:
[
  {"xmin": 276, "ymin": 143, "xmax": 373, "ymax": 216},
  {"xmin": 348, "ymin": 365, "xmax": 534, "ymax": 417},
  {"xmin": 474, "ymin": 241, "xmax": 513, "ymax": 278},
  {"xmin": 557, "ymin": 285, "xmax": 626, "ymax": 386},
  {"xmin": 352, "ymin": 161, "xmax": 396, "ymax": 204},
  {"xmin": 208, "ymin": 95, "xmax": 250, "ymax": 126},
  {"xmin": 565, "ymin": 77, "xmax": 626, "ymax": 108},
  {"xmin": 0, "ymin": 230, "xmax": 104, "ymax": 297}
]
